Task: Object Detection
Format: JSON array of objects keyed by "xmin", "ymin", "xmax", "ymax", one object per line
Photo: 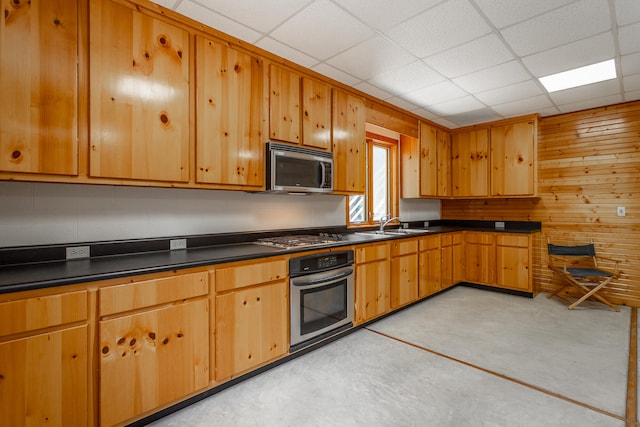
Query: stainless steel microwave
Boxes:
[{"xmin": 266, "ymin": 142, "xmax": 333, "ymax": 193}]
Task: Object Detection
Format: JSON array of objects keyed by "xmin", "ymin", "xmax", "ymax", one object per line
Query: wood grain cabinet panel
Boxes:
[
  {"xmin": 391, "ymin": 239, "xmax": 419, "ymax": 309},
  {"xmin": 0, "ymin": 0, "xmax": 78, "ymax": 175},
  {"xmin": 442, "ymin": 232, "xmax": 464, "ymax": 288},
  {"xmin": 99, "ymin": 298, "xmax": 209, "ymax": 427},
  {"xmin": 332, "ymin": 89, "xmax": 366, "ymax": 194},
  {"xmin": 465, "ymin": 232, "xmax": 496, "ymax": 284},
  {"xmin": 491, "ymin": 120, "xmax": 536, "ymax": 196},
  {"xmin": 436, "ymin": 128, "xmax": 452, "ymax": 197},
  {"xmin": 355, "ymin": 242, "xmax": 390, "ymax": 324},
  {"xmin": 215, "ymin": 280, "xmax": 287, "ymax": 381},
  {"xmin": 302, "ymin": 78, "xmax": 332, "ymax": 150},
  {"xmin": 196, "ymin": 37, "xmax": 264, "ymax": 187},
  {"xmin": 452, "ymin": 129, "xmax": 489, "ymax": 197},
  {"xmin": 402, "ymin": 122, "xmax": 451, "ymax": 198},
  {"xmin": 269, "ymin": 64, "xmax": 301, "ymax": 144},
  {"xmin": 418, "ymin": 235, "xmax": 441, "ymax": 298},
  {"xmin": 89, "ymin": 0, "xmax": 190, "ymax": 182},
  {"xmin": 0, "ymin": 326, "xmax": 88, "ymax": 427},
  {"xmin": 496, "ymin": 234, "xmax": 532, "ymax": 292}
]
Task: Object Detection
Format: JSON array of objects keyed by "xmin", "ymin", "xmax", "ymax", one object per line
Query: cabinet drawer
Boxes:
[
  {"xmin": 441, "ymin": 233, "xmax": 462, "ymax": 246},
  {"xmin": 419, "ymin": 235, "xmax": 440, "ymax": 251},
  {"xmin": 355, "ymin": 243, "xmax": 390, "ymax": 263},
  {"xmin": 215, "ymin": 259, "xmax": 287, "ymax": 292},
  {"xmin": 391, "ymin": 239, "xmax": 418, "ymax": 257},
  {"xmin": 497, "ymin": 234, "xmax": 529, "ymax": 248},
  {"xmin": 100, "ymin": 272, "xmax": 208, "ymax": 316},
  {"xmin": 465, "ymin": 232, "xmax": 494, "ymax": 245},
  {"xmin": 0, "ymin": 290, "xmax": 87, "ymax": 337}
]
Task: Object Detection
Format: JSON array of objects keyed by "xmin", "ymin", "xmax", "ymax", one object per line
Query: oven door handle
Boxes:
[{"xmin": 291, "ymin": 268, "xmax": 353, "ymax": 287}]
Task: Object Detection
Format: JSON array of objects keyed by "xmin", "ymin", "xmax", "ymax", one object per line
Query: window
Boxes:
[{"xmin": 348, "ymin": 132, "xmax": 398, "ymax": 226}]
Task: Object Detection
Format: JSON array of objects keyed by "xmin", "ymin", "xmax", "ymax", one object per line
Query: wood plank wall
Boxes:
[{"xmin": 442, "ymin": 101, "xmax": 640, "ymax": 307}]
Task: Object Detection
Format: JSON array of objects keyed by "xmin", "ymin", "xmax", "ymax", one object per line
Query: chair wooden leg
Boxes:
[{"xmin": 568, "ymin": 278, "xmax": 619, "ymax": 312}]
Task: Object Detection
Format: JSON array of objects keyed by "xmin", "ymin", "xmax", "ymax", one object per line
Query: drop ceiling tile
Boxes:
[
  {"xmin": 424, "ymin": 34, "xmax": 514, "ymax": 78},
  {"xmin": 256, "ymin": 38, "xmax": 319, "ymax": 68},
  {"xmin": 444, "ymin": 109, "xmax": 503, "ymax": 126},
  {"xmin": 333, "ymin": 0, "xmax": 441, "ymax": 31},
  {"xmin": 538, "ymin": 106, "xmax": 561, "ymax": 117},
  {"xmin": 475, "ymin": 80, "xmax": 543, "ymax": 105},
  {"xmin": 491, "ymin": 94, "xmax": 553, "ymax": 117},
  {"xmin": 269, "ymin": 0, "xmax": 374, "ymax": 60},
  {"xmin": 384, "ymin": 0, "xmax": 491, "ymax": 58},
  {"xmin": 353, "ymin": 82, "xmax": 394, "ymax": 100},
  {"xmin": 556, "ymin": 94, "xmax": 623, "ymax": 113},
  {"xmin": 403, "ymin": 80, "xmax": 468, "ymax": 107},
  {"xmin": 473, "ymin": 0, "xmax": 576, "ymax": 29},
  {"xmin": 453, "ymin": 60, "xmax": 530, "ymax": 93},
  {"xmin": 624, "ymin": 74, "xmax": 640, "ymax": 91},
  {"xmin": 619, "ymin": 22, "xmax": 640, "ymax": 55},
  {"xmin": 410, "ymin": 108, "xmax": 442, "ymax": 122},
  {"xmin": 549, "ymin": 79, "xmax": 621, "ymax": 105},
  {"xmin": 195, "ymin": 0, "xmax": 313, "ymax": 33},
  {"xmin": 177, "ymin": 1, "xmax": 262, "ymax": 43},
  {"xmin": 311, "ymin": 63, "xmax": 361, "ymax": 86},
  {"xmin": 521, "ymin": 32, "xmax": 615, "ymax": 77},
  {"xmin": 428, "ymin": 95, "xmax": 486, "ymax": 116},
  {"xmin": 615, "ymin": 0, "xmax": 640, "ymax": 26},
  {"xmin": 368, "ymin": 61, "xmax": 445, "ymax": 96},
  {"xmin": 326, "ymin": 35, "xmax": 416, "ymax": 81},
  {"xmin": 621, "ymin": 52, "xmax": 640, "ymax": 76},
  {"xmin": 386, "ymin": 97, "xmax": 421, "ymax": 111},
  {"xmin": 500, "ymin": 0, "xmax": 611, "ymax": 56}
]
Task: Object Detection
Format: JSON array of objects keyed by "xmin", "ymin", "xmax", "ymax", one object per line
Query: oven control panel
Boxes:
[{"xmin": 289, "ymin": 250, "xmax": 354, "ymax": 277}]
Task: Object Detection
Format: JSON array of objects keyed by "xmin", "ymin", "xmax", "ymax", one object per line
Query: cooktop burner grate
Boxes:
[{"xmin": 253, "ymin": 234, "xmax": 342, "ymax": 249}]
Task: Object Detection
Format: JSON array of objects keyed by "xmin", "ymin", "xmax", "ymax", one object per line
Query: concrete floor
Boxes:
[{"xmin": 149, "ymin": 287, "xmax": 632, "ymax": 427}]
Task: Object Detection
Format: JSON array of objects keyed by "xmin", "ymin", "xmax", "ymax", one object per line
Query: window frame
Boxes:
[{"xmin": 346, "ymin": 131, "xmax": 399, "ymax": 228}]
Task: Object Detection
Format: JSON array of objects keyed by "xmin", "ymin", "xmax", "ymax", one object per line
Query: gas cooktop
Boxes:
[{"xmin": 253, "ymin": 234, "xmax": 342, "ymax": 249}]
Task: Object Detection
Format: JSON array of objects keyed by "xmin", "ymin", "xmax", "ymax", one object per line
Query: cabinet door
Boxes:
[
  {"xmin": 391, "ymin": 253, "xmax": 418, "ymax": 309},
  {"xmin": 269, "ymin": 64, "xmax": 300, "ymax": 143},
  {"xmin": 99, "ymin": 298, "xmax": 209, "ymax": 427},
  {"xmin": 355, "ymin": 259, "xmax": 390, "ymax": 324},
  {"xmin": 452, "ymin": 129, "xmax": 489, "ymax": 197},
  {"xmin": 419, "ymin": 235, "xmax": 441, "ymax": 298},
  {"xmin": 196, "ymin": 37, "xmax": 264, "ymax": 187},
  {"xmin": 302, "ymin": 78, "xmax": 332, "ymax": 150},
  {"xmin": 419, "ymin": 122, "xmax": 438, "ymax": 196},
  {"xmin": 332, "ymin": 89, "xmax": 366, "ymax": 194},
  {"xmin": 215, "ymin": 281, "xmax": 287, "ymax": 380},
  {"xmin": 437, "ymin": 130, "xmax": 451, "ymax": 197},
  {"xmin": 497, "ymin": 246, "xmax": 530, "ymax": 291},
  {"xmin": 90, "ymin": 0, "xmax": 190, "ymax": 182},
  {"xmin": 465, "ymin": 233, "xmax": 495, "ymax": 285},
  {"xmin": 1, "ymin": 0, "xmax": 78, "ymax": 175},
  {"xmin": 0, "ymin": 326, "xmax": 87, "ymax": 427},
  {"xmin": 491, "ymin": 120, "xmax": 535, "ymax": 196}
]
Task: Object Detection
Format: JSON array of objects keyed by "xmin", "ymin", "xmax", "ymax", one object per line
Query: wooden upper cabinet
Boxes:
[
  {"xmin": 452, "ymin": 128, "xmax": 489, "ymax": 197},
  {"xmin": 436, "ymin": 127, "xmax": 451, "ymax": 197},
  {"xmin": 332, "ymin": 89, "xmax": 366, "ymax": 194},
  {"xmin": 0, "ymin": 0, "xmax": 78, "ymax": 175},
  {"xmin": 418, "ymin": 122, "xmax": 438, "ymax": 197},
  {"xmin": 269, "ymin": 64, "xmax": 301, "ymax": 144},
  {"xmin": 269, "ymin": 64, "xmax": 331, "ymax": 150},
  {"xmin": 302, "ymin": 78, "xmax": 332, "ymax": 150},
  {"xmin": 89, "ymin": 0, "xmax": 190, "ymax": 182},
  {"xmin": 401, "ymin": 122, "xmax": 450, "ymax": 198},
  {"xmin": 196, "ymin": 37, "xmax": 264, "ymax": 187},
  {"xmin": 490, "ymin": 119, "xmax": 537, "ymax": 196}
]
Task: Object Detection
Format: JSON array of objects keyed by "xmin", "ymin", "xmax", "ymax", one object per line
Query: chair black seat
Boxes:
[{"xmin": 566, "ymin": 268, "xmax": 613, "ymax": 278}]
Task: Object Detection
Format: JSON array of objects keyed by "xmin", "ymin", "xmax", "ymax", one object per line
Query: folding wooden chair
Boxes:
[{"xmin": 547, "ymin": 239, "xmax": 620, "ymax": 312}]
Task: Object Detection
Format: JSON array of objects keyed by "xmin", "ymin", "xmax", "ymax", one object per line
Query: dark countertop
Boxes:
[{"xmin": 0, "ymin": 222, "xmax": 540, "ymax": 295}]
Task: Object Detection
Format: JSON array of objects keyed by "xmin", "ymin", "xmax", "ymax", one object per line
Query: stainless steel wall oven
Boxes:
[{"xmin": 289, "ymin": 250, "xmax": 354, "ymax": 352}]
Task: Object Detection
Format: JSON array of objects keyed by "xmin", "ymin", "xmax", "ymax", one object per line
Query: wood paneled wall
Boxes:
[{"xmin": 442, "ymin": 101, "xmax": 640, "ymax": 307}]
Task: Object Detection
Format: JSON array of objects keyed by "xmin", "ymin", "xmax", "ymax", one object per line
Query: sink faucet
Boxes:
[{"xmin": 379, "ymin": 214, "xmax": 400, "ymax": 232}]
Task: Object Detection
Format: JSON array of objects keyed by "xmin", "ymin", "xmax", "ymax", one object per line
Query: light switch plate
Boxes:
[
  {"xmin": 495, "ymin": 221, "xmax": 505, "ymax": 229},
  {"xmin": 170, "ymin": 239, "xmax": 187, "ymax": 250},
  {"xmin": 617, "ymin": 207, "xmax": 626, "ymax": 217}
]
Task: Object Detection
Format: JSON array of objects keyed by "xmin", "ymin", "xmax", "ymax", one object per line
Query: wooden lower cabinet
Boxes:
[
  {"xmin": 418, "ymin": 235, "xmax": 441, "ymax": 297},
  {"xmin": 0, "ymin": 290, "xmax": 89, "ymax": 427},
  {"xmin": 391, "ymin": 239, "xmax": 419, "ymax": 309},
  {"xmin": 496, "ymin": 234, "xmax": 532, "ymax": 292},
  {"xmin": 213, "ymin": 258, "xmax": 288, "ymax": 381},
  {"xmin": 441, "ymin": 232, "xmax": 464, "ymax": 289},
  {"xmin": 465, "ymin": 232, "xmax": 496, "ymax": 285},
  {"xmin": 98, "ymin": 272, "xmax": 209, "ymax": 427},
  {"xmin": 355, "ymin": 242, "xmax": 391, "ymax": 324}
]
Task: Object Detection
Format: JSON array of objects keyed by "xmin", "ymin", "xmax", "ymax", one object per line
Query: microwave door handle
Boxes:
[{"xmin": 319, "ymin": 162, "xmax": 326, "ymax": 188}]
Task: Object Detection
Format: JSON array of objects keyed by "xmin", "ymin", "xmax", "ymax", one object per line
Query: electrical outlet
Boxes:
[
  {"xmin": 402, "ymin": 223, "xmax": 409, "ymax": 229},
  {"xmin": 495, "ymin": 221, "xmax": 505, "ymax": 229},
  {"xmin": 66, "ymin": 246, "xmax": 90, "ymax": 260},
  {"xmin": 170, "ymin": 239, "xmax": 187, "ymax": 250},
  {"xmin": 617, "ymin": 206, "xmax": 626, "ymax": 217},
  {"xmin": 423, "ymin": 221, "xmax": 430, "ymax": 228}
]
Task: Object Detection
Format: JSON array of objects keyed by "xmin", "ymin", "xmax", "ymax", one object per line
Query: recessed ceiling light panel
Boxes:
[{"xmin": 539, "ymin": 59, "xmax": 617, "ymax": 92}]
